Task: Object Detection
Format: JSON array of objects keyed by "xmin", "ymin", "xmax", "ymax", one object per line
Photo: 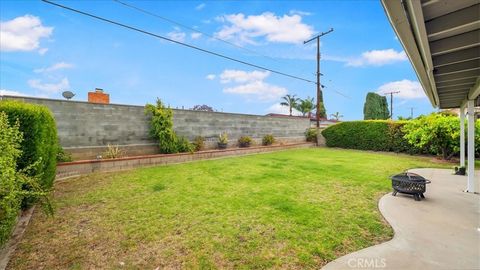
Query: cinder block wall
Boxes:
[{"xmin": 1, "ymin": 96, "xmax": 310, "ymax": 159}]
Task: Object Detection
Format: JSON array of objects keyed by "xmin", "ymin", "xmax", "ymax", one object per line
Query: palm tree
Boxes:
[
  {"xmin": 280, "ymin": 94, "xmax": 299, "ymax": 116},
  {"xmin": 296, "ymin": 97, "xmax": 315, "ymax": 117},
  {"xmin": 330, "ymin": 112, "xmax": 343, "ymax": 121}
]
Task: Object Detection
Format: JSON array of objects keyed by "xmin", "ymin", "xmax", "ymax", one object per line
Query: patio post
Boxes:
[
  {"xmin": 459, "ymin": 104, "xmax": 465, "ymax": 168},
  {"xmin": 466, "ymin": 100, "xmax": 476, "ymax": 193}
]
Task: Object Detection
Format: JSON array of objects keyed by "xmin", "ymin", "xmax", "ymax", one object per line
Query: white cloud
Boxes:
[
  {"xmin": 28, "ymin": 77, "xmax": 70, "ymax": 95},
  {"xmin": 0, "ymin": 89, "xmax": 27, "ymax": 96},
  {"xmin": 206, "ymin": 74, "xmax": 216, "ymax": 80},
  {"xmin": 346, "ymin": 49, "xmax": 407, "ymax": 67},
  {"xmin": 191, "ymin": 32, "xmax": 202, "ymax": 39},
  {"xmin": 0, "ymin": 15, "xmax": 53, "ymax": 53},
  {"xmin": 167, "ymin": 28, "xmax": 186, "ymax": 42},
  {"xmin": 223, "ymin": 80, "xmax": 287, "ymax": 101},
  {"xmin": 376, "ymin": 79, "xmax": 426, "ymax": 99},
  {"xmin": 38, "ymin": 48, "xmax": 48, "ymax": 55},
  {"xmin": 34, "ymin": 62, "xmax": 74, "ymax": 73},
  {"xmin": 266, "ymin": 103, "xmax": 301, "ymax": 116},
  {"xmin": 220, "ymin": 70, "xmax": 270, "ymax": 83},
  {"xmin": 214, "ymin": 12, "xmax": 314, "ymax": 45},
  {"xmin": 289, "ymin": 10, "xmax": 312, "ymax": 16},
  {"xmin": 195, "ymin": 3, "xmax": 206, "ymax": 10}
]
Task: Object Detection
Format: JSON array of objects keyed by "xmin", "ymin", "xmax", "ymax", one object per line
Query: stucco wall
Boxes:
[{"xmin": 1, "ymin": 96, "xmax": 310, "ymax": 158}]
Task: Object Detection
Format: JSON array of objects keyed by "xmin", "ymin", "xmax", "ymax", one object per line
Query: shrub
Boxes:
[
  {"xmin": 192, "ymin": 136, "xmax": 205, "ymax": 151},
  {"xmin": 177, "ymin": 136, "xmax": 194, "ymax": 153},
  {"xmin": 262, "ymin": 134, "xmax": 275, "ymax": 146},
  {"xmin": 305, "ymin": 128, "xmax": 318, "ymax": 142},
  {"xmin": 218, "ymin": 132, "xmax": 228, "ymax": 144},
  {"xmin": 145, "ymin": 98, "xmax": 193, "ymax": 154},
  {"xmin": 0, "ymin": 101, "xmax": 58, "ymax": 196},
  {"xmin": 103, "ymin": 144, "xmax": 124, "ymax": 159},
  {"xmin": 238, "ymin": 136, "xmax": 252, "ymax": 147},
  {"xmin": 0, "ymin": 112, "xmax": 53, "ymax": 247},
  {"xmin": 403, "ymin": 113, "xmax": 460, "ymax": 159},
  {"xmin": 56, "ymin": 145, "xmax": 72, "ymax": 162},
  {"xmin": 0, "ymin": 112, "xmax": 23, "ymax": 246},
  {"xmin": 322, "ymin": 121, "xmax": 391, "ymax": 151}
]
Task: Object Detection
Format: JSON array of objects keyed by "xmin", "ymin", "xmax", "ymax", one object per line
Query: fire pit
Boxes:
[{"xmin": 390, "ymin": 172, "xmax": 431, "ymax": 201}]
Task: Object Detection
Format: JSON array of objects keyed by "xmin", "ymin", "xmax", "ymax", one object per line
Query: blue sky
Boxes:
[{"xmin": 1, "ymin": 0, "xmax": 436, "ymax": 120}]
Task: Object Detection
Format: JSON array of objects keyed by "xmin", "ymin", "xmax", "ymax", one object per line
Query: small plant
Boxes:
[
  {"xmin": 305, "ymin": 128, "xmax": 318, "ymax": 142},
  {"xmin": 56, "ymin": 145, "xmax": 72, "ymax": 162},
  {"xmin": 262, "ymin": 134, "xmax": 275, "ymax": 146},
  {"xmin": 218, "ymin": 132, "xmax": 228, "ymax": 149},
  {"xmin": 103, "ymin": 144, "xmax": 124, "ymax": 159},
  {"xmin": 193, "ymin": 136, "xmax": 205, "ymax": 152},
  {"xmin": 238, "ymin": 136, "xmax": 252, "ymax": 148},
  {"xmin": 177, "ymin": 136, "xmax": 194, "ymax": 153}
]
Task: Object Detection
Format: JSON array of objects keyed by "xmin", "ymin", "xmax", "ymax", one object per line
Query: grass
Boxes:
[{"xmin": 9, "ymin": 148, "xmax": 451, "ymax": 269}]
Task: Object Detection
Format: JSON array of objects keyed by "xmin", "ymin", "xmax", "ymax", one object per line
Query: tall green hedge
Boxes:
[
  {"xmin": 0, "ymin": 101, "xmax": 58, "ymax": 193},
  {"xmin": 321, "ymin": 120, "xmax": 415, "ymax": 153},
  {"xmin": 0, "ymin": 112, "xmax": 23, "ymax": 246}
]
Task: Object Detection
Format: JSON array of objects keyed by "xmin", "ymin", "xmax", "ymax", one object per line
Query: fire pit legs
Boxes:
[
  {"xmin": 392, "ymin": 190, "xmax": 398, "ymax": 196},
  {"xmin": 414, "ymin": 194, "xmax": 421, "ymax": 201}
]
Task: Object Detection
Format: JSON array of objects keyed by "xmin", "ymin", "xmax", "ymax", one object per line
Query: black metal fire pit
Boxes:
[{"xmin": 390, "ymin": 172, "xmax": 431, "ymax": 201}]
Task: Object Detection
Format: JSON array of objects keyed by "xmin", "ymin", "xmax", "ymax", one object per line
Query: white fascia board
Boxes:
[{"xmin": 381, "ymin": 0, "xmax": 439, "ymax": 107}]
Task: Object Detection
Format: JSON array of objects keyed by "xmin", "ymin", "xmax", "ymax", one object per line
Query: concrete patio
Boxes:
[{"xmin": 323, "ymin": 168, "xmax": 480, "ymax": 270}]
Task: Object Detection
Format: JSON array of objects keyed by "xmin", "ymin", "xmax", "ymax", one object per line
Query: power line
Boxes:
[
  {"xmin": 113, "ymin": 0, "xmax": 281, "ymax": 63},
  {"xmin": 41, "ymin": 0, "xmax": 316, "ymax": 85}
]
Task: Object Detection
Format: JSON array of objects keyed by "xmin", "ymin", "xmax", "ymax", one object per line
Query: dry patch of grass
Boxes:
[{"xmin": 9, "ymin": 148, "xmax": 450, "ymax": 269}]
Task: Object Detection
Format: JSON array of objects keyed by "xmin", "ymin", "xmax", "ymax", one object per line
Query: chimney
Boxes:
[{"xmin": 88, "ymin": 88, "xmax": 109, "ymax": 104}]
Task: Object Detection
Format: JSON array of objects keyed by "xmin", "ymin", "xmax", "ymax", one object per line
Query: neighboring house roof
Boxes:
[{"xmin": 381, "ymin": 0, "xmax": 479, "ymax": 109}]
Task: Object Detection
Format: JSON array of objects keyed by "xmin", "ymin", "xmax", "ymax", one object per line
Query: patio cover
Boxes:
[{"xmin": 381, "ymin": 0, "xmax": 479, "ymax": 192}]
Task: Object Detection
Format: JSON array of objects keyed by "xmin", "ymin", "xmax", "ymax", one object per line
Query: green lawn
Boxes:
[{"xmin": 10, "ymin": 148, "xmax": 452, "ymax": 269}]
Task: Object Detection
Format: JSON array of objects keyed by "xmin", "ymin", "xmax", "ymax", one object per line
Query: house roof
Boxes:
[{"xmin": 381, "ymin": 0, "xmax": 480, "ymax": 109}]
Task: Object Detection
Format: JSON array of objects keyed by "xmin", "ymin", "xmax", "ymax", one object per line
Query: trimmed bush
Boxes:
[
  {"xmin": 0, "ymin": 101, "xmax": 58, "ymax": 191},
  {"xmin": 0, "ymin": 111, "xmax": 54, "ymax": 247},
  {"xmin": 322, "ymin": 121, "xmax": 389, "ymax": 151},
  {"xmin": 0, "ymin": 112, "xmax": 23, "ymax": 246}
]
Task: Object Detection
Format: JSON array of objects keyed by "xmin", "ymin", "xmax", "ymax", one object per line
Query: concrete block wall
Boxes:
[{"xmin": 1, "ymin": 96, "xmax": 311, "ymax": 159}]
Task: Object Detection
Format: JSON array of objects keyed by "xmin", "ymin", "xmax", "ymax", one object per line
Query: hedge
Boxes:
[
  {"xmin": 0, "ymin": 101, "xmax": 58, "ymax": 205},
  {"xmin": 0, "ymin": 112, "xmax": 23, "ymax": 246},
  {"xmin": 321, "ymin": 120, "xmax": 417, "ymax": 153}
]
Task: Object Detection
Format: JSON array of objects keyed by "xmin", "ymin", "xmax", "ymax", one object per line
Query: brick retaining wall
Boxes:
[{"xmin": 56, "ymin": 143, "xmax": 315, "ymax": 179}]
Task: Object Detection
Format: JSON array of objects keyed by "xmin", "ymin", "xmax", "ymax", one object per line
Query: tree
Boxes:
[
  {"xmin": 317, "ymin": 102, "xmax": 326, "ymax": 119},
  {"xmin": 280, "ymin": 94, "xmax": 299, "ymax": 116},
  {"xmin": 192, "ymin": 104, "xmax": 214, "ymax": 112},
  {"xmin": 330, "ymin": 112, "xmax": 343, "ymax": 121},
  {"xmin": 296, "ymin": 97, "xmax": 315, "ymax": 117},
  {"xmin": 363, "ymin": 92, "xmax": 389, "ymax": 120}
]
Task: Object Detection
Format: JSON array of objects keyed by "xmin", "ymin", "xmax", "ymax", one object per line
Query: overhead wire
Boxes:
[
  {"xmin": 113, "ymin": 0, "xmax": 282, "ymax": 63},
  {"xmin": 41, "ymin": 0, "xmax": 316, "ymax": 85}
]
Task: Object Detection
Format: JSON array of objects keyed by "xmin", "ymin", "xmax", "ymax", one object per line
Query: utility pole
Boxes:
[
  {"xmin": 304, "ymin": 28, "xmax": 333, "ymax": 129},
  {"xmin": 384, "ymin": 91, "xmax": 400, "ymax": 119}
]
